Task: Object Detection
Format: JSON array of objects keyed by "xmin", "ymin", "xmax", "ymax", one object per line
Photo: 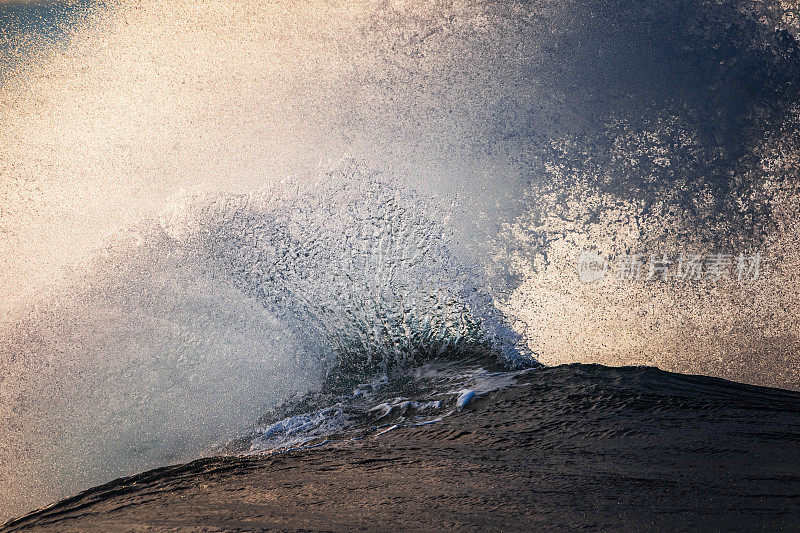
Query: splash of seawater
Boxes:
[{"xmin": 0, "ymin": 162, "xmax": 532, "ymax": 519}]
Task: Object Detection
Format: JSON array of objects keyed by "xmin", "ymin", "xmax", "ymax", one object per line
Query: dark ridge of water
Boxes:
[{"xmin": 3, "ymin": 363, "xmax": 799, "ymax": 531}]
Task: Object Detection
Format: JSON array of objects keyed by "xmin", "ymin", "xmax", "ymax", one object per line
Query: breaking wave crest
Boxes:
[
  {"xmin": 164, "ymin": 161, "xmax": 531, "ymax": 377},
  {"xmin": 0, "ymin": 162, "xmax": 533, "ymax": 520}
]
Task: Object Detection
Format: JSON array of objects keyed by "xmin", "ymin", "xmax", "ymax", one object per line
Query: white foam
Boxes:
[{"xmin": 455, "ymin": 389, "xmax": 476, "ymax": 410}]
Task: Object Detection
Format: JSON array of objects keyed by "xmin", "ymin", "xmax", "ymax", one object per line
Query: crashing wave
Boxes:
[
  {"xmin": 0, "ymin": 162, "xmax": 534, "ymax": 520},
  {"xmin": 158, "ymin": 161, "xmax": 534, "ymax": 378}
]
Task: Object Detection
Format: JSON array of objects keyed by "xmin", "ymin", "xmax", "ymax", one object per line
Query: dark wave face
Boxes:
[{"xmin": 3, "ymin": 363, "xmax": 800, "ymax": 532}]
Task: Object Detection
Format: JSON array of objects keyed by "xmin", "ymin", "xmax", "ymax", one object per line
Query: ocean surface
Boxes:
[
  {"xmin": 2, "ymin": 0, "xmax": 800, "ymax": 527},
  {"xmin": 3, "ymin": 361, "xmax": 800, "ymax": 531}
]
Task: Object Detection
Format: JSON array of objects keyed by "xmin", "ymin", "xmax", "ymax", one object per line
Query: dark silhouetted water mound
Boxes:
[{"xmin": 4, "ymin": 364, "xmax": 800, "ymax": 532}]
